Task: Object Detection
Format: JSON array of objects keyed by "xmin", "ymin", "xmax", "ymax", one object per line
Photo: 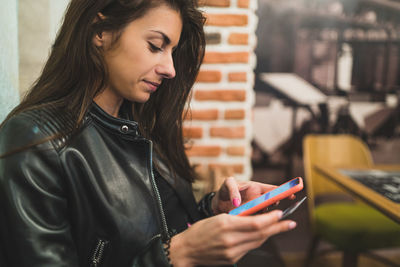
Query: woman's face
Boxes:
[{"xmin": 95, "ymin": 5, "xmax": 182, "ymax": 112}]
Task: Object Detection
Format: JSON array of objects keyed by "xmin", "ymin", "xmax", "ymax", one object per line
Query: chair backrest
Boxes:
[{"xmin": 303, "ymin": 134, "xmax": 374, "ymax": 226}]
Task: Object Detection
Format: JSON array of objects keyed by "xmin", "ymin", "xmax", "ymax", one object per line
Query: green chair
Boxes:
[{"xmin": 303, "ymin": 134, "xmax": 400, "ymax": 267}]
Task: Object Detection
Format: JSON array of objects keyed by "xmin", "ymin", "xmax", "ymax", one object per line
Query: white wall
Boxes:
[
  {"xmin": 0, "ymin": 0, "xmax": 20, "ymax": 122},
  {"xmin": 19, "ymin": 0, "xmax": 69, "ymax": 95}
]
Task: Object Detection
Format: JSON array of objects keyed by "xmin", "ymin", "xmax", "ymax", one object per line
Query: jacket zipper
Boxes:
[
  {"xmin": 90, "ymin": 239, "xmax": 108, "ymax": 267},
  {"xmin": 148, "ymin": 140, "xmax": 170, "ymax": 239}
]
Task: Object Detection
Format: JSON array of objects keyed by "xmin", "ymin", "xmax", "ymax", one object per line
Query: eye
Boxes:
[{"xmin": 148, "ymin": 42, "xmax": 163, "ymax": 52}]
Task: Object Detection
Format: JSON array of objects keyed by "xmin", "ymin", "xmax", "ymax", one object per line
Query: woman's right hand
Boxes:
[{"xmin": 169, "ymin": 210, "xmax": 296, "ymax": 267}]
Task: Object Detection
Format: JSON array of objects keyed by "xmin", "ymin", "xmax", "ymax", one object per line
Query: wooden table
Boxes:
[{"xmin": 314, "ymin": 164, "xmax": 400, "ymax": 223}]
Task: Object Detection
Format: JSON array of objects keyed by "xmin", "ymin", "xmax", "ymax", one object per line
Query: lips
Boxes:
[{"xmin": 143, "ymin": 80, "xmax": 160, "ymax": 92}]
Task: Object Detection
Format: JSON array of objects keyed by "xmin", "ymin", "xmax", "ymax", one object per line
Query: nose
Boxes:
[{"xmin": 155, "ymin": 53, "xmax": 176, "ymax": 79}]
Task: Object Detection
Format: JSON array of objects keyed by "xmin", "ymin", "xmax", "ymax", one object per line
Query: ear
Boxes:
[
  {"xmin": 93, "ymin": 13, "xmax": 107, "ymax": 47},
  {"xmin": 93, "ymin": 32, "xmax": 105, "ymax": 47}
]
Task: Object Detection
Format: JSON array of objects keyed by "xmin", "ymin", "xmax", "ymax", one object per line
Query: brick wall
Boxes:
[{"xmin": 185, "ymin": 0, "xmax": 257, "ymax": 181}]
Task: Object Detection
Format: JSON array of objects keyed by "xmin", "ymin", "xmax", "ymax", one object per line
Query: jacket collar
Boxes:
[
  {"xmin": 88, "ymin": 102, "xmax": 140, "ymax": 136},
  {"xmin": 89, "ymin": 102, "xmax": 201, "ymax": 222}
]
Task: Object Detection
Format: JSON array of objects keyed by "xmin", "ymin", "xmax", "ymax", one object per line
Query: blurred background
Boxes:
[
  {"xmin": 246, "ymin": 0, "xmax": 400, "ymax": 266},
  {"xmin": 252, "ymin": 0, "xmax": 400, "ymax": 170}
]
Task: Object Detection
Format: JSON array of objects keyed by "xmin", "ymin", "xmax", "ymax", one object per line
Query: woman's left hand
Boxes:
[{"xmin": 211, "ymin": 177, "xmax": 294, "ymax": 214}]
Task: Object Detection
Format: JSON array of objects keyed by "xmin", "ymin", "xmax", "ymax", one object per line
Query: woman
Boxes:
[{"xmin": 0, "ymin": 0, "xmax": 297, "ymax": 266}]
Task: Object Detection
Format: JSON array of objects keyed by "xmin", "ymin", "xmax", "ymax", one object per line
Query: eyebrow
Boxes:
[{"xmin": 150, "ymin": 30, "xmax": 171, "ymax": 46}]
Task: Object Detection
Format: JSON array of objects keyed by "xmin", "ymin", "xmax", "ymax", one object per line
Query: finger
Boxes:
[
  {"xmin": 220, "ymin": 225, "xmax": 276, "ymax": 246},
  {"xmin": 237, "ymin": 181, "xmax": 277, "ymax": 193},
  {"xmin": 257, "ymin": 183, "xmax": 277, "ymax": 192},
  {"xmin": 263, "ymin": 220, "xmax": 297, "ymax": 237},
  {"xmin": 219, "ymin": 219, "xmax": 297, "ymax": 253},
  {"xmin": 224, "ymin": 177, "xmax": 241, "ymax": 207},
  {"xmin": 229, "ymin": 210, "xmax": 283, "ymax": 231},
  {"xmin": 228, "ymin": 224, "xmax": 296, "ymax": 262},
  {"xmin": 230, "ymin": 219, "xmax": 296, "ymax": 243},
  {"xmin": 201, "ymin": 229, "xmax": 274, "ymax": 264},
  {"xmin": 203, "ymin": 215, "xmax": 296, "ymax": 264},
  {"xmin": 236, "ymin": 181, "xmax": 251, "ymax": 192}
]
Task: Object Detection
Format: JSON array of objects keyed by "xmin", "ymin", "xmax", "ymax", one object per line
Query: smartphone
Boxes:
[
  {"xmin": 228, "ymin": 177, "xmax": 304, "ymax": 216},
  {"xmin": 280, "ymin": 196, "xmax": 307, "ymax": 220}
]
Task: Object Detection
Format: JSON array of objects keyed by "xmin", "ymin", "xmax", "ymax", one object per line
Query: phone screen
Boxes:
[
  {"xmin": 280, "ymin": 196, "xmax": 307, "ymax": 220},
  {"xmin": 229, "ymin": 178, "xmax": 300, "ymax": 215}
]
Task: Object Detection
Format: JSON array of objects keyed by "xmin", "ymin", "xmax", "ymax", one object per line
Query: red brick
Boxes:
[
  {"xmin": 186, "ymin": 145, "xmax": 222, "ymax": 157},
  {"xmin": 238, "ymin": 0, "xmax": 249, "ymax": 8},
  {"xmin": 225, "ymin": 109, "xmax": 245, "ymax": 120},
  {"xmin": 209, "ymin": 163, "xmax": 244, "ymax": 174},
  {"xmin": 196, "ymin": 70, "xmax": 222, "ymax": 83},
  {"xmin": 199, "ymin": 0, "xmax": 230, "ymax": 7},
  {"xmin": 194, "ymin": 90, "xmax": 246, "ymax": 102},
  {"xmin": 210, "ymin": 126, "xmax": 245, "ymax": 138},
  {"xmin": 226, "ymin": 146, "xmax": 245, "ymax": 156},
  {"xmin": 228, "ymin": 72, "xmax": 247, "ymax": 82},
  {"xmin": 183, "ymin": 127, "xmax": 203, "ymax": 139},
  {"xmin": 232, "ymin": 164, "xmax": 244, "ymax": 174},
  {"xmin": 189, "ymin": 109, "xmax": 219, "ymax": 120},
  {"xmin": 203, "ymin": 52, "xmax": 249, "ymax": 64},
  {"xmin": 228, "ymin": 33, "xmax": 249, "ymax": 45},
  {"xmin": 205, "ymin": 14, "xmax": 248, "ymax": 26}
]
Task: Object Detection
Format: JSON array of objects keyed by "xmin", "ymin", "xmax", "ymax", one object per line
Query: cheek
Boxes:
[
  {"xmin": 107, "ymin": 54, "xmax": 137, "ymax": 81},
  {"xmin": 134, "ymin": 50, "xmax": 159, "ymax": 74},
  {"xmin": 106, "ymin": 43, "xmax": 158, "ymax": 83},
  {"xmin": 123, "ymin": 49, "xmax": 155, "ymax": 77}
]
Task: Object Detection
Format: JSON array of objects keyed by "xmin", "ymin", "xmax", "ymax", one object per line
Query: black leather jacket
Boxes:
[{"xmin": 0, "ymin": 103, "xmax": 204, "ymax": 267}]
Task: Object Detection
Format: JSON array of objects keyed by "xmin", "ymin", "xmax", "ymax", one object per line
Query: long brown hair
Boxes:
[{"xmin": 1, "ymin": 0, "xmax": 205, "ymax": 182}]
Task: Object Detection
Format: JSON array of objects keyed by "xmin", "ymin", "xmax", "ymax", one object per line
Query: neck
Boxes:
[{"xmin": 93, "ymin": 89, "xmax": 124, "ymax": 118}]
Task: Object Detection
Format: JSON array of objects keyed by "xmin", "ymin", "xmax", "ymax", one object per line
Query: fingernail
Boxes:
[
  {"xmin": 289, "ymin": 221, "xmax": 297, "ymax": 229},
  {"xmin": 276, "ymin": 210, "xmax": 283, "ymax": 219},
  {"xmin": 187, "ymin": 223, "xmax": 192, "ymax": 228},
  {"xmin": 233, "ymin": 198, "xmax": 240, "ymax": 207}
]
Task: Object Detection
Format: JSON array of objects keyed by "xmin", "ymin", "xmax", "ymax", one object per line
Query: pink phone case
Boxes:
[{"xmin": 229, "ymin": 177, "xmax": 303, "ymax": 216}]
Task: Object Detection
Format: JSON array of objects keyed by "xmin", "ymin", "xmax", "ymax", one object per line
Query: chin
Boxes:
[{"xmin": 128, "ymin": 94, "xmax": 151, "ymax": 104}]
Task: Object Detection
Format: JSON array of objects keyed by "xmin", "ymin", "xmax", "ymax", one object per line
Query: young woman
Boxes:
[{"xmin": 0, "ymin": 0, "xmax": 297, "ymax": 266}]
